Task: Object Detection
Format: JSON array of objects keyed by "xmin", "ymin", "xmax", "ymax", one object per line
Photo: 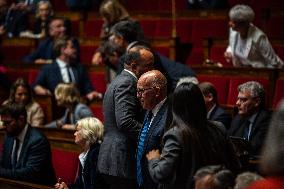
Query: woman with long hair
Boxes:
[{"xmin": 146, "ymin": 82, "xmax": 239, "ymax": 189}]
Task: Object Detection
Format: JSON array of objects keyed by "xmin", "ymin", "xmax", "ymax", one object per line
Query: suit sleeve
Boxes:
[
  {"xmin": 114, "ymin": 80, "xmax": 142, "ymax": 139},
  {"xmin": 23, "ymin": 41, "xmax": 46, "ymax": 63},
  {"xmin": 0, "ymin": 136, "xmax": 51, "ymax": 182},
  {"xmin": 148, "ymin": 129, "xmax": 181, "ymax": 184}
]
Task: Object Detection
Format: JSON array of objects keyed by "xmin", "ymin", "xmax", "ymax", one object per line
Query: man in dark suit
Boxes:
[
  {"xmin": 0, "ymin": 103, "xmax": 56, "ymax": 186},
  {"xmin": 199, "ymin": 82, "xmax": 232, "ymax": 129},
  {"xmin": 228, "ymin": 81, "xmax": 271, "ymax": 158},
  {"xmin": 33, "ymin": 36, "xmax": 101, "ymax": 101},
  {"xmin": 97, "ymin": 46, "xmax": 154, "ymax": 189},
  {"xmin": 23, "ymin": 17, "xmax": 80, "ymax": 64},
  {"xmin": 136, "ymin": 70, "xmax": 169, "ymax": 189}
]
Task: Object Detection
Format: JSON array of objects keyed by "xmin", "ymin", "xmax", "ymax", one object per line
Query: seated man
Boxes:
[
  {"xmin": 33, "ymin": 36, "xmax": 101, "ymax": 101},
  {"xmin": 228, "ymin": 81, "xmax": 271, "ymax": 158},
  {"xmin": 23, "ymin": 17, "xmax": 80, "ymax": 64},
  {"xmin": 199, "ymin": 82, "xmax": 232, "ymax": 129},
  {"xmin": 0, "ymin": 103, "xmax": 56, "ymax": 186}
]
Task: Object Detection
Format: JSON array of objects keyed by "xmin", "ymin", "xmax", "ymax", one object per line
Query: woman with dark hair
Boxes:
[
  {"xmin": 146, "ymin": 82, "xmax": 239, "ymax": 189},
  {"xmin": 3, "ymin": 78, "xmax": 44, "ymax": 127}
]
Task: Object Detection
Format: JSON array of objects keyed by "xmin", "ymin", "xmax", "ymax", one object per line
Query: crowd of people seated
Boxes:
[{"xmin": 0, "ymin": 1, "xmax": 283, "ymax": 189}]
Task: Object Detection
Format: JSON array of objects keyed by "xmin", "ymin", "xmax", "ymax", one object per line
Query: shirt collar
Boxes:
[
  {"xmin": 56, "ymin": 58, "xmax": 68, "ymax": 68},
  {"xmin": 124, "ymin": 69, "xmax": 137, "ymax": 80},
  {"xmin": 152, "ymin": 98, "xmax": 167, "ymax": 117}
]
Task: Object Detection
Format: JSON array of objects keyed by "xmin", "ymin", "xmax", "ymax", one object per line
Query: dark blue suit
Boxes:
[
  {"xmin": 69, "ymin": 143, "xmax": 106, "ymax": 189},
  {"xmin": 229, "ymin": 109, "xmax": 271, "ymax": 157},
  {"xmin": 0, "ymin": 126, "xmax": 56, "ymax": 186},
  {"xmin": 23, "ymin": 37, "xmax": 80, "ymax": 63},
  {"xmin": 137, "ymin": 101, "xmax": 168, "ymax": 189},
  {"xmin": 208, "ymin": 105, "xmax": 232, "ymax": 129},
  {"xmin": 33, "ymin": 61, "xmax": 93, "ymax": 95}
]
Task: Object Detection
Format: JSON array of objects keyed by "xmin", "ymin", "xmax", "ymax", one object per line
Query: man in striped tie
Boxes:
[{"xmin": 136, "ymin": 70, "xmax": 169, "ymax": 189}]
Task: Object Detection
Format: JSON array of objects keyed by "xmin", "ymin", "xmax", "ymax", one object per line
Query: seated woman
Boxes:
[
  {"xmin": 55, "ymin": 117, "xmax": 106, "ymax": 189},
  {"xmin": 45, "ymin": 83, "xmax": 93, "ymax": 130},
  {"xmin": 146, "ymin": 83, "xmax": 240, "ymax": 188},
  {"xmin": 224, "ymin": 4, "xmax": 284, "ymax": 68},
  {"xmin": 3, "ymin": 78, "xmax": 44, "ymax": 127}
]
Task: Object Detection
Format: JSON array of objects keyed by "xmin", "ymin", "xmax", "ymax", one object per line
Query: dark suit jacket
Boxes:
[
  {"xmin": 117, "ymin": 53, "xmax": 196, "ymax": 93},
  {"xmin": 209, "ymin": 105, "xmax": 232, "ymax": 129},
  {"xmin": 33, "ymin": 61, "xmax": 93, "ymax": 95},
  {"xmin": 148, "ymin": 122, "xmax": 240, "ymax": 189},
  {"xmin": 0, "ymin": 126, "xmax": 56, "ymax": 186},
  {"xmin": 139, "ymin": 102, "xmax": 168, "ymax": 189},
  {"xmin": 228, "ymin": 109, "xmax": 272, "ymax": 157},
  {"xmin": 98, "ymin": 70, "xmax": 143, "ymax": 179},
  {"xmin": 69, "ymin": 143, "xmax": 106, "ymax": 189}
]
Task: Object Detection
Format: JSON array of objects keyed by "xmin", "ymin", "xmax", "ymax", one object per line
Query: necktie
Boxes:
[
  {"xmin": 67, "ymin": 66, "xmax": 74, "ymax": 83},
  {"xmin": 137, "ymin": 111, "xmax": 153, "ymax": 186},
  {"xmin": 243, "ymin": 120, "xmax": 252, "ymax": 141},
  {"xmin": 12, "ymin": 138, "xmax": 19, "ymax": 167}
]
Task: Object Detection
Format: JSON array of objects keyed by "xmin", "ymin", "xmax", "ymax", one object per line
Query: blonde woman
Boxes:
[
  {"xmin": 45, "ymin": 83, "xmax": 93, "ymax": 129},
  {"xmin": 55, "ymin": 117, "xmax": 106, "ymax": 189}
]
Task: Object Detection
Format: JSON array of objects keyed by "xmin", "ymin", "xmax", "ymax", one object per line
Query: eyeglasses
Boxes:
[{"xmin": 137, "ymin": 87, "xmax": 155, "ymax": 95}]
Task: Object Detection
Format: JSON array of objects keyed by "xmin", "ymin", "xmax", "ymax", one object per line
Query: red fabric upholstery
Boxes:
[
  {"xmin": 0, "ymin": 46, "xmax": 33, "ymax": 62},
  {"xmin": 83, "ymin": 20, "xmax": 104, "ymax": 37},
  {"xmin": 89, "ymin": 104, "xmax": 104, "ymax": 123},
  {"xmin": 140, "ymin": 20, "xmax": 157, "ymax": 38},
  {"xmin": 272, "ymin": 79, "xmax": 284, "ymax": 109},
  {"xmin": 153, "ymin": 46, "xmax": 170, "ymax": 58},
  {"xmin": 52, "ymin": 149, "xmax": 79, "ymax": 184},
  {"xmin": 186, "ymin": 47, "xmax": 204, "ymax": 65},
  {"xmin": 80, "ymin": 45, "xmax": 98, "ymax": 65},
  {"xmin": 227, "ymin": 77, "xmax": 270, "ymax": 106},
  {"xmin": 155, "ymin": 19, "xmax": 173, "ymax": 37},
  {"xmin": 266, "ymin": 17, "xmax": 284, "ymax": 39},
  {"xmin": 6, "ymin": 69, "xmax": 30, "ymax": 83},
  {"xmin": 88, "ymin": 71, "xmax": 107, "ymax": 94},
  {"xmin": 190, "ymin": 18, "xmax": 228, "ymax": 46},
  {"xmin": 198, "ymin": 75, "xmax": 230, "ymax": 105},
  {"xmin": 176, "ymin": 19, "xmax": 192, "ymax": 43},
  {"xmin": 28, "ymin": 69, "xmax": 39, "ymax": 85}
]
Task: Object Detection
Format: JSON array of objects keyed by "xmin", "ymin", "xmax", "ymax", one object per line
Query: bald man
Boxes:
[
  {"xmin": 136, "ymin": 70, "xmax": 169, "ymax": 189},
  {"xmin": 97, "ymin": 46, "xmax": 154, "ymax": 189}
]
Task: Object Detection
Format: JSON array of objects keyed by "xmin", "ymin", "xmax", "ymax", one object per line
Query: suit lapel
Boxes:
[
  {"xmin": 16, "ymin": 126, "xmax": 31, "ymax": 168},
  {"xmin": 54, "ymin": 62, "xmax": 64, "ymax": 83}
]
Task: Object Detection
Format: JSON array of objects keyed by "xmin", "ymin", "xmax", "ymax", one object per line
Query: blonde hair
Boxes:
[
  {"xmin": 76, "ymin": 117, "xmax": 104, "ymax": 145},
  {"xmin": 54, "ymin": 83, "xmax": 80, "ymax": 105},
  {"xmin": 100, "ymin": 0, "xmax": 129, "ymax": 24}
]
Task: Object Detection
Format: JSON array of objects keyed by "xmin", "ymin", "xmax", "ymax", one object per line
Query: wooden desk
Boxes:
[{"xmin": 0, "ymin": 177, "xmax": 53, "ymax": 189}]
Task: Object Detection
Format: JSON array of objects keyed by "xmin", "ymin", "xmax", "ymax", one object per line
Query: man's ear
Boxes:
[
  {"xmin": 254, "ymin": 97, "xmax": 261, "ymax": 107},
  {"xmin": 207, "ymin": 93, "xmax": 214, "ymax": 102}
]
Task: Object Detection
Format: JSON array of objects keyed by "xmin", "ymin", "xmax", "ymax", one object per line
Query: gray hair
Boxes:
[
  {"xmin": 238, "ymin": 81, "xmax": 265, "ymax": 102},
  {"xmin": 229, "ymin": 4, "xmax": 255, "ymax": 22},
  {"xmin": 176, "ymin": 76, "xmax": 199, "ymax": 87},
  {"xmin": 76, "ymin": 117, "xmax": 104, "ymax": 145},
  {"xmin": 234, "ymin": 172, "xmax": 263, "ymax": 189}
]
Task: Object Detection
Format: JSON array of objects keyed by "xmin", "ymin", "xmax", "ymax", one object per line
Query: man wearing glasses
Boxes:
[
  {"xmin": 98, "ymin": 46, "xmax": 154, "ymax": 189},
  {"xmin": 229, "ymin": 81, "xmax": 271, "ymax": 159},
  {"xmin": 0, "ymin": 103, "xmax": 56, "ymax": 186},
  {"xmin": 136, "ymin": 70, "xmax": 169, "ymax": 189}
]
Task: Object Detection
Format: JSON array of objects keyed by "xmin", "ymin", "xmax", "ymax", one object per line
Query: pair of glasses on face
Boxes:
[{"xmin": 137, "ymin": 87, "xmax": 155, "ymax": 95}]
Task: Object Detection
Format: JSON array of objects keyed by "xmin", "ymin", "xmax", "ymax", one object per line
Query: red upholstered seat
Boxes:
[
  {"xmin": 198, "ymin": 75, "xmax": 230, "ymax": 105},
  {"xmin": 176, "ymin": 19, "xmax": 192, "ymax": 43},
  {"xmin": 153, "ymin": 46, "xmax": 170, "ymax": 58},
  {"xmin": 89, "ymin": 103, "xmax": 104, "ymax": 123},
  {"xmin": 140, "ymin": 20, "xmax": 157, "ymax": 38},
  {"xmin": 83, "ymin": 20, "xmax": 104, "ymax": 37},
  {"xmin": 190, "ymin": 18, "xmax": 228, "ymax": 45},
  {"xmin": 186, "ymin": 47, "xmax": 204, "ymax": 65},
  {"xmin": 28, "ymin": 69, "xmax": 39, "ymax": 85},
  {"xmin": 88, "ymin": 71, "xmax": 107, "ymax": 94},
  {"xmin": 155, "ymin": 19, "xmax": 173, "ymax": 38},
  {"xmin": 52, "ymin": 149, "xmax": 79, "ymax": 184},
  {"xmin": 227, "ymin": 77, "xmax": 270, "ymax": 106},
  {"xmin": 266, "ymin": 17, "xmax": 284, "ymax": 39},
  {"xmin": 6, "ymin": 69, "xmax": 30, "ymax": 83},
  {"xmin": 272, "ymin": 79, "xmax": 284, "ymax": 109},
  {"xmin": 80, "ymin": 45, "xmax": 98, "ymax": 65}
]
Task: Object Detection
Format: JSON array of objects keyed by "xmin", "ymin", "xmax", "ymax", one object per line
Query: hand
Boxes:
[
  {"xmin": 86, "ymin": 91, "xmax": 103, "ymax": 101},
  {"xmin": 54, "ymin": 182, "xmax": 68, "ymax": 189},
  {"xmin": 224, "ymin": 51, "xmax": 232, "ymax": 63},
  {"xmin": 61, "ymin": 124, "xmax": 75, "ymax": 130},
  {"xmin": 92, "ymin": 52, "xmax": 103, "ymax": 65},
  {"xmin": 146, "ymin": 149, "xmax": 161, "ymax": 161}
]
